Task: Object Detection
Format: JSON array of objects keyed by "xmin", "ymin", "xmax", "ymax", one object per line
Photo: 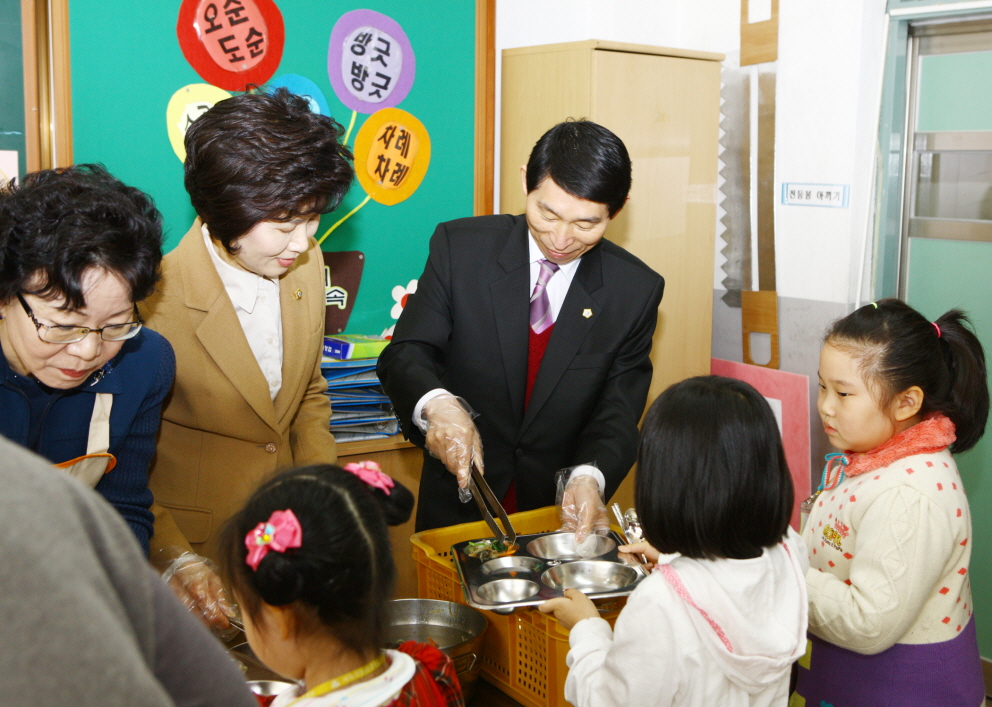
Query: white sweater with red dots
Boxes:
[{"xmin": 803, "ymin": 416, "xmax": 973, "ymax": 655}]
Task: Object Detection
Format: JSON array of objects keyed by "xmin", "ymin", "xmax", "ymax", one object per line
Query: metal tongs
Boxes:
[
  {"xmin": 612, "ymin": 503, "xmax": 649, "ymax": 568},
  {"xmin": 468, "ymin": 462, "xmax": 516, "ymax": 546}
]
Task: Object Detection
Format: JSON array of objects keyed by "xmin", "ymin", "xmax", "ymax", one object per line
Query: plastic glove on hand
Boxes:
[
  {"xmin": 560, "ymin": 475, "xmax": 610, "ymax": 553},
  {"xmin": 423, "ymin": 394, "xmax": 484, "ymax": 490},
  {"xmin": 162, "ymin": 552, "xmax": 236, "ymax": 634}
]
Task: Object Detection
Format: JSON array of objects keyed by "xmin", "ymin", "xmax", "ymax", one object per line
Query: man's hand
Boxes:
[
  {"xmin": 559, "ymin": 474, "xmax": 610, "ymax": 548},
  {"xmin": 423, "ymin": 394, "xmax": 484, "ymax": 489},
  {"xmin": 539, "ymin": 588, "xmax": 600, "ymax": 630}
]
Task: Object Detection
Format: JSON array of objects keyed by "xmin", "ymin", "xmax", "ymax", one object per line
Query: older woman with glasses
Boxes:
[{"xmin": 0, "ymin": 164, "xmax": 174, "ymax": 554}]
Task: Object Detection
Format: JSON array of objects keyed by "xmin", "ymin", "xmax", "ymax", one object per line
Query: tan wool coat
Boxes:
[{"xmin": 141, "ymin": 220, "xmax": 336, "ymax": 560}]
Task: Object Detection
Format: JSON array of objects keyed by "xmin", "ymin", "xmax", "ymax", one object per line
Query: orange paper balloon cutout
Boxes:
[{"xmin": 353, "ymin": 108, "xmax": 431, "ymax": 206}]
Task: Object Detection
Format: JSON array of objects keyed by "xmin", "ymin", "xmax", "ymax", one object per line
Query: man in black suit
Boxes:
[{"xmin": 378, "ymin": 120, "xmax": 665, "ymax": 532}]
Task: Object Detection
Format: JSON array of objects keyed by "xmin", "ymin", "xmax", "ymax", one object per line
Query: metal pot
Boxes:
[
  {"xmin": 383, "ymin": 598, "xmax": 488, "ymax": 701},
  {"xmin": 229, "ymin": 642, "xmax": 290, "ymax": 683}
]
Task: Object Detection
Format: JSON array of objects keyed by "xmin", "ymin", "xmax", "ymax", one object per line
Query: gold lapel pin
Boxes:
[
  {"xmin": 582, "ymin": 308, "xmax": 593, "ymax": 319},
  {"xmin": 294, "ymin": 289, "xmax": 303, "ymax": 300}
]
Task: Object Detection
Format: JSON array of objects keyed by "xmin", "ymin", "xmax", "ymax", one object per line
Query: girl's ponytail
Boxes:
[
  {"xmin": 253, "ymin": 549, "xmax": 305, "ymax": 606},
  {"xmin": 932, "ymin": 309, "xmax": 989, "ymax": 452}
]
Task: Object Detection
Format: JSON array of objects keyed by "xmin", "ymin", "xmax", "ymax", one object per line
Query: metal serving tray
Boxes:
[{"xmin": 452, "ymin": 530, "xmax": 648, "ymax": 611}]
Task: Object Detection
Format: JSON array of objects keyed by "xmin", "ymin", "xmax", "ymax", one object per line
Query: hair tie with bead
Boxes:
[
  {"xmin": 932, "ymin": 322, "xmax": 941, "ymax": 338},
  {"xmin": 343, "ymin": 460, "xmax": 395, "ymax": 495}
]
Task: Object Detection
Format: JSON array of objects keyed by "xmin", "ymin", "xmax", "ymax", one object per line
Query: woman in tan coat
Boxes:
[{"xmin": 141, "ymin": 88, "xmax": 353, "ymax": 628}]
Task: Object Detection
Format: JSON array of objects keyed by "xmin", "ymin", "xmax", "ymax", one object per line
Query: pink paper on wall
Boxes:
[{"xmin": 711, "ymin": 358, "xmax": 811, "ymax": 530}]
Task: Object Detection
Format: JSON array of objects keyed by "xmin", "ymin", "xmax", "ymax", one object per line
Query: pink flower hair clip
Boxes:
[
  {"xmin": 245, "ymin": 509, "xmax": 303, "ymax": 571},
  {"xmin": 343, "ymin": 460, "xmax": 395, "ymax": 496}
]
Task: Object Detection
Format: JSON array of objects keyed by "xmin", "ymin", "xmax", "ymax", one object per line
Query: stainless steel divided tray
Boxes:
[{"xmin": 452, "ymin": 530, "xmax": 648, "ymax": 611}]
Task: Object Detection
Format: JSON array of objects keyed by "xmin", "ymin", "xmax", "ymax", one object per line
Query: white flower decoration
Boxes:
[
  {"xmin": 381, "ymin": 325, "xmax": 395, "ymax": 340},
  {"xmin": 390, "ymin": 279, "xmax": 418, "ymax": 320}
]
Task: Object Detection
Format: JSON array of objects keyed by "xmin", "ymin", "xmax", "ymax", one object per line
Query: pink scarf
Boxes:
[{"xmin": 842, "ymin": 413, "xmax": 956, "ymax": 478}]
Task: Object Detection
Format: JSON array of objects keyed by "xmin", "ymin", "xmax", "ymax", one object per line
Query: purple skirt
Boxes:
[{"xmin": 794, "ymin": 618, "xmax": 984, "ymax": 706}]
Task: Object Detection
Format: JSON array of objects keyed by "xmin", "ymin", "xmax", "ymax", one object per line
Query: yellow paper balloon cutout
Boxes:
[
  {"xmin": 166, "ymin": 84, "xmax": 232, "ymax": 162},
  {"xmin": 353, "ymin": 108, "xmax": 430, "ymax": 206}
]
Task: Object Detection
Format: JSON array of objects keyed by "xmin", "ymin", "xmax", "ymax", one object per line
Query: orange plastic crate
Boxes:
[{"xmin": 410, "ymin": 506, "xmax": 624, "ymax": 707}]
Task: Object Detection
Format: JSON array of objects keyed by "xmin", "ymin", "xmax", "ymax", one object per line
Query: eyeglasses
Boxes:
[{"xmin": 17, "ymin": 292, "xmax": 143, "ymax": 344}]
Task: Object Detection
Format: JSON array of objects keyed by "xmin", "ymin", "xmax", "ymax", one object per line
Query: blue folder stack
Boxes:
[{"xmin": 322, "ymin": 356, "xmax": 400, "ymax": 443}]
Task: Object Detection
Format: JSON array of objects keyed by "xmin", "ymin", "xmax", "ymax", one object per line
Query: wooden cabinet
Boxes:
[
  {"xmin": 337, "ymin": 437, "xmax": 423, "ymax": 599},
  {"xmin": 500, "ymin": 40, "xmax": 722, "ymax": 509}
]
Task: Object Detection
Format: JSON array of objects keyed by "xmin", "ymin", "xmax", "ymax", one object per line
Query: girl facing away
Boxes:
[
  {"xmin": 218, "ymin": 462, "xmax": 465, "ymax": 707},
  {"xmin": 795, "ymin": 299, "xmax": 989, "ymax": 706},
  {"xmin": 541, "ymin": 375, "xmax": 809, "ymax": 707}
]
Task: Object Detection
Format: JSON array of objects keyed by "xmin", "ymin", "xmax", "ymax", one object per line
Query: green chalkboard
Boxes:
[
  {"xmin": 0, "ymin": 0, "xmax": 26, "ymax": 180},
  {"xmin": 69, "ymin": 1, "xmax": 477, "ymax": 337}
]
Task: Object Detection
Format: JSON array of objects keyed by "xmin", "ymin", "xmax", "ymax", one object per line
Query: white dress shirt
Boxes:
[{"xmin": 203, "ymin": 225, "xmax": 283, "ymax": 400}]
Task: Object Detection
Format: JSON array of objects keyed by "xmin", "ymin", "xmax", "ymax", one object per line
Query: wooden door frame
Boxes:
[
  {"xmin": 474, "ymin": 0, "xmax": 496, "ymax": 215},
  {"xmin": 21, "ymin": 0, "xmax": 72, "ymax": 171}
]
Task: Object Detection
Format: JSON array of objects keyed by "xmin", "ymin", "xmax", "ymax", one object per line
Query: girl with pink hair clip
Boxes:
[{"xmin": 219, "ymin": 462, "xmax": 464, "ymax": 707}]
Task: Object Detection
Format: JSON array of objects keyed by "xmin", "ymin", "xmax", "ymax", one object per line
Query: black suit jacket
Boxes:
[{"xmin": 377, "ymin": 214, "xmax": 665, "ymax": 531}]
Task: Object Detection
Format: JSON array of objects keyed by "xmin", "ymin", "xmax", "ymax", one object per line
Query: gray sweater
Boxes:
[{"xmin": 0, "ymin": 434, "xmax": 257, "ymax": 707}]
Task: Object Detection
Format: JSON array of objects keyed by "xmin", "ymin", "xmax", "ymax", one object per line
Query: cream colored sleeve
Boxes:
[{"xmin": 807, "ymin": 486, "xmax": 954, "ymax": 654}]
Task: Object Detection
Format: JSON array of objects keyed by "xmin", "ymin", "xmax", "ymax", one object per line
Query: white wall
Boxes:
[
  {"xmin": 775, "ymin": 0, "xmax": 888, "ymax": 305},
  {"xmin": 495, "ymin": 0, "xmax": 889, "ymax": 307}
]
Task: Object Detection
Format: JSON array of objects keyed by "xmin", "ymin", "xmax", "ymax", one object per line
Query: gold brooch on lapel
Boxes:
[
  {"xmin": 294, "ymin": 289, "xmax": 303, "ymax": 300},
  {"xmin": 582, "ymin": 309, "xmax": 593, "ymax": 319}
]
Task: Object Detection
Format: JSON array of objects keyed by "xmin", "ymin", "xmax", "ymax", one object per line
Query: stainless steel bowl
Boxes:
[
  {"xmin": 229, "ymin": 642, "xmax": 289, "ymax": 683},
  {"xmin": 247, "ymin": 679, "xmax": 295, "ymax": 697},
  {"xmin": 480, "ymin": 556, "xmax": 543, "ymax": 575},
  {"xmin": 383, "ymin": 599, "xmax": 488, "ymax": 701},
  {"xmin": 541, "ymin": 560, "xmax": 638, "ymax": 593},
  {"xmin": 476, "ymin": 578, "xmax": 540, "ymax": 603},
  {"xmin": 526, "ymin": 532, "xmax": 615, "ymax": 560}
]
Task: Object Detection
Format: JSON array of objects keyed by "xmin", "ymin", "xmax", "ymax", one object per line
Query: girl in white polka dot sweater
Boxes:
[{"xmin": 795, "ymin": 299, "xmax": 989, "ymax": 707}]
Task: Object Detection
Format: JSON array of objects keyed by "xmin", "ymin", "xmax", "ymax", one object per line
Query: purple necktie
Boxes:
[{"xmin": 530, "ymin": 259, "xmax": 560, "ymax": 334}]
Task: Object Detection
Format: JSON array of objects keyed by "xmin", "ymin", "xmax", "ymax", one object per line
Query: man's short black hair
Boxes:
[
  {"xmin": 184, "ymin": 87, "xmax": 354, "ymax": 254},
  {"xmin": 0, "ymin": 164, "xmax": 163, "ymax": 309},
  {"xmin": 636, "ymin": 376, "xmax": 794, "ymax": 560},
  {"xmin": 525, "ymin": 119, "xmax": 632, "ymax": 217}
]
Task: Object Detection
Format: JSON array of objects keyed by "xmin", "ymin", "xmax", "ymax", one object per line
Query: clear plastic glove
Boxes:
[
  {"xmin": 422, "ymin": 394, "xmax": 484, "ymax": 499},
  {"xmin": 161, "ymin": 551, "xmax": 236, "ymax": 635},
  {"xmin": 539, "ymin": 588, "xmax": 600, "ymax": 631},
  {"xmin": 558, "ymin": 472, "xmax": 610, "ymax": 554}
]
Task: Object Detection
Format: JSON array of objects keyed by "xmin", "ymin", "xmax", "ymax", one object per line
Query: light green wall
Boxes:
[
  {"xmin": 918, "ymin": 51, "xmax": 992, "ymax": 132},
  {"xmin": 907, "ymin": 237, "xmax": 992, "ymax": 656},
  {"xmin": 69, "ymin": 1, "xmax": 476, "ymax": 336}
]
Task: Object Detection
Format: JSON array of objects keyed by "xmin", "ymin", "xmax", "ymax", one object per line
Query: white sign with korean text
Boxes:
[{"xmin": 782, "ymin": 183, "xmax": 849, "ymax": 208}]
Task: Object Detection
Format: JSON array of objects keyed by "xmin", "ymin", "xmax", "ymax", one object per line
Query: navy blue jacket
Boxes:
[{"xmin": 0, "ymin": 329, "xmax": 175, "ymax": 554}]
